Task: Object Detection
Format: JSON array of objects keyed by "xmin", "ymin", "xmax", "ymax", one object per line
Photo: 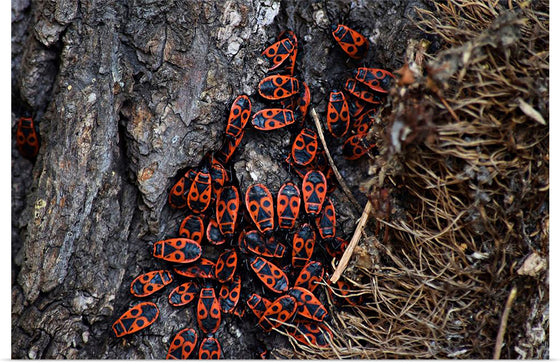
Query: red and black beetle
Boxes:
[
  {"xmin": 197, "ymin": 286, "xmax": 222, "ymax": 334},
  {"xmin": 168, "ymin": 281, "xmax": 200, "ymax": 307},
  {"xmin": 277, "ymin": 30, "xmax": 298, "ymax": 75},
  {"xmin": 258, "ymin": 294, "xmax": 297, "ymax": 332},
  {"xmin": 286, "ymin": 320, "xmax": 333, "ymax": 348},
  {"xmin": 174, "ymin": 258, "xmax": 216, "ymax": 279},
  {"xmin": 344, "ymin": 78, "xmax": 383, "ymax": 104},
  {"xmin": 249, "ymin": 256, "xmax": 289, "ymax": 293},
  {"xmin": 261, "ymin": 38, "xmax": 295, "ymax": 71},
  {"xmin": 302, "ymin": 170, "xmax": 327, "ymax": 215},
  {"xmin": 206, "ymin": 218, "xmax": 226, "ymax": 245},
  {"xmin": 243, "ymin": 230, "xmax": 286, "ymax": 258},
  {"xmin": 216, "ymin": 129, "xmax": 245, "ymax": 164},
  {"xmin": 291, "ymin": 128, "xmax": 318, "ymax": 166},
  {"xmin": 292, "ymin": 223, "xmax": 316, "ymax": 268},
  {"xmin": 294, "ymin": 260, "xmax": 324, "ymax": 292},
  {"xmin": 178, "ymin": 215, "xmax": 205, "ymax": 244},
  {"xmin": 258, "ymin": 75, "xmax": 300, "ymax": 100},
  {"xmin": 187, "ymin": 166, "xmax": 213, "ymax": 213},
  {"xmin": 152, "ymin": 238, "xmax": 202, "ymax": 264},
  {"xmin": 277, "ymin": 181, "xmax": 302, "ymax": 229},
  {"xmin": 331, "ymin": 24, "xmax": 369, "ymax": 60},
  {"xmin": 112, "ymin": 302, "xmax": 159, "ymax": 337},
  {"xmin": 167, "ymin": 328, "xmax": 198, "ymax": 359},
  {"xmin": 342, "ymin": 134, "xmax": 376, "ymax": 160},
  {"xmin": 16, "ymin": 116, "xmax": 40, "ymax": 159},
  {"xmin": 218, "ymin": 275, "xmax": 242, "ymax": 314},
  {"xmin": 216, "ymin": 185, "xmax": 240, "ymax": 237},
  {"xmin": 327, "ymin": 91, "xmax": 350, "ymax": 138},
  {"xmin": 199, "ymin": 337, "xmax": 222, "ymax": 359},
  {"xmin": 214, "ymin": 249, "xmax": 238, "ymax": 283},
  {"xmin": 168, "ymin": 169, "xmax": 197, "ymax": 209},
  {"xmin": 130, "ymin": 270, "xmax": 173, "ymax": 298},
  {"xmin": 247, "ymin": 293, "xmax": 272, "ymax": 319},
  {"xmin": 288, "ymin": 287, "xmax": 329, "ymax": 322},
  {"xmin": 315, "ymin": 197, "xmax": 336, "ymax": 239},
  {"xmin": 252, "ymin": 109, "xmax": 295, "ymax": 130},
  {"xmin": 225, "ymin": 95, "xmax": 252, "ymax": 140},
  {"xmin": 353, "ymin": 67, "xmax": 395, "ymax": 93},
  {"xmin": 352, "ymin": 108, "xmax": 377, "ymax": 136},
  {"xmin": 245, "ymin": 183, "xmax": 275, "ymax": 233}
]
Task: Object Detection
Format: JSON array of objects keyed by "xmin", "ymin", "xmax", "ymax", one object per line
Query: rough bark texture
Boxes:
[{"xmin": 12, "ymin": 0, "xmax": 426, "ymax": 359}]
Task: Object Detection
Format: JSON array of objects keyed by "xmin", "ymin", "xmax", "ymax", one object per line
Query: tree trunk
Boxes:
[{"xmin": 12, "ymin": 0, "xmax": 426, "ymax": 358}]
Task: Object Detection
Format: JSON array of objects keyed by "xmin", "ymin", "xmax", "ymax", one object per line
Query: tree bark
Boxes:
[{"xmin": 12, "ymin": 0, "xmax": 426, "ymax": 358}]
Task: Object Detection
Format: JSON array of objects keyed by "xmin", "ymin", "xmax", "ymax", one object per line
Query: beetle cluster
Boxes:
[
  {"xmin": 112, "ymin": 23, "xmax": 390, "ymax": 359},
  {"xmin": 328, "ymin": 24, "xmax": 394, "ymax": 159}
]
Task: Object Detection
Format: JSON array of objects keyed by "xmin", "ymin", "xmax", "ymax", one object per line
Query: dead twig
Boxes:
[
  {"xmin": 330, "ymin": 200, "xmax": 373, "ymax": 283},
  {"xmin": 310, "ymin": 107, "xmax": 362, "ymax": 214},
  {"xmin": 493, "ymin": 286, "xmax": 517, "ymax": 359}
]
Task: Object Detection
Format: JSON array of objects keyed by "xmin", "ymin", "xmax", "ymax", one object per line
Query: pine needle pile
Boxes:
[{"xmin": 278, "ymin": 0, "xmax": 548, "ymax": 359}]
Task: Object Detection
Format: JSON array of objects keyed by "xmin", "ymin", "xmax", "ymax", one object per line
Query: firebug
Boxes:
[
  {"xmin": 286, "ymin": 320, "xmax": 333, "ymax": 348},
  {"xmin": 315, "ymin": 197, "xmax": 336, "ymax": 239},
  {"xmin": 277, "ymin": 30, "xmax": 298, "ymax": 75},
  {"xmin": 294, "ymin": 260, "xmax": 324, "ymax": 292},
  {"xmin": 199, "ymin": 337, "xmax": 221, "ymax": 359},
  {"xmin": 344, "ymin": 78, "xmax": 383, "ymax": 104},
  {"xmin": 168, "ymin": 281, "xmax": 200, "ymax": 307},
  {"xmin": 152, "ymin": 238, "xmax": 202, "ymax": 264},
  {"xmin": 178, "ymin": 215, "xmax": 205, "ymax": 244},
  {"xmin": 245, "ymin": 183, "xmax": 275, "ymax": 233},
  {"xmin": 112, "ymin": 302, "xmax": 159, "ymax": 337},
  {"xmin": 326, "ymin": 236, "xmax": 348, "ymax": 258},
  {"xmin": 261, "ymin": 38, "xmax": 295, "ymax": 71},
  {"xmin": 251, "ymin": 108, "xmax": 295, "ymax": 130},
  {"xmin": 218, "ymin": 275, "xmax": 241, "ymax": 314},
  {"xmin": 216, "ymin": 129, "xmax": 244, "ymax": 165},
  {"xmin": 327, "ymin": 91, "xmax": 350, "ymax": 138},
  {"xmin": 353, "ymin": 67, "xmax": 395, "ymax": 93},
  {"xmin": 258, "ymin": 295, "xmax": 297, "ymax": 332},
  {"xmin": 16, "ymin": 117, "xmax": 40, "ymax": 159},
  {"xmin": 243, "ymin": 230, "xmax": 286, "ymax": 258},
  {"xmin": 197, "ymin": 286, "xmax": 221, "ymax": 334},
  {"xmin": 216, "ymin": 185, "xmax": 240, "ymax": 237},
  {"xmin": 258, "ymin": 75, "xmax": 300, "ymax": 100},
  {"xmin": 130, "ymin": 270, "xmax": 173, "ymax": 298},
  {"xmin": 168, "ymin": 169, "xmax": 196, "ymax": 209},
  {"xmin": 166, "ymin": 327, "xmax": 198, "ymax": 359},
  {"xmin": 246, "ymin": 293, "xmax": 272, "ymax": 319},
  {"xmin": 249, "ymin": 256, "xmax": 289, "ymax": 293},
  {"xmin": 331, "ymin": 24, "xmax": 369, "ymax": 59},
  {"xmin": 302, "ymin": 170, "xmax": 327, "ymax": 215},
  {"xmin": 292, "ymin": 223, "xmax": 316, "ymax": 268},
  {"xmin": 187, "ymin": 166, "xmax": 212, "ymax": 213},
  {"xmin": 214, "ymin": 249, "xmax": 238, "ymax": 283},
  {"xmin": 210, "ymin": 159, "xmax": 229, "ymax": 198},
  {"xmin": 277, "ymin": 181, "xmax": 301, "ymax": 229},
  {"xmin": 225, "ymin": 95, "xmax": 252, "ymax": 140},
  {"xmin": 291, "ymin": 128, "xmax": 318, "ymax": 166},
  {"xmin": 206, "ymin": 218, "xmax": 226, "ymax": 245},
  {"xmin": 288, "ymin": 287, "xmax": 329, "ymax": 321},
  {"xmin": 328, "ymin": 278, "xmax": 364, "ymax": 306},
  {"xmin": 174, "ymin": 258, "xmax": 215, "ymax": 279},
  {"xmin": 352, "ymin": 108, "xmax": 377, "ymax": 136},
  {"xmin": 342, "ymin": 134, "xmax": 376, "ymax": 160}
]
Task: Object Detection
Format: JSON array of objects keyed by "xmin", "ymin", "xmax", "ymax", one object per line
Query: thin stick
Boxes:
[
  {"xmin": 330, "ymin": 200, "xmax": 372, "ymax": 283},
  {"xmin": 309, "ymin": 107, "xmax": 362, "ymax": 213},
  {"xmin": 437, "ymin": 91, "xmax": 460, "ymax": 122},
  {"xmin": 493, "ymin": 286, "xmax": 517, "ymax": 359}
]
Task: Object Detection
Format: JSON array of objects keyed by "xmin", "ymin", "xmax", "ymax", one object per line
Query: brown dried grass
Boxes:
[{"xmin": 278, "ymin": 0, "xmax": 548, "ymax": 359}]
